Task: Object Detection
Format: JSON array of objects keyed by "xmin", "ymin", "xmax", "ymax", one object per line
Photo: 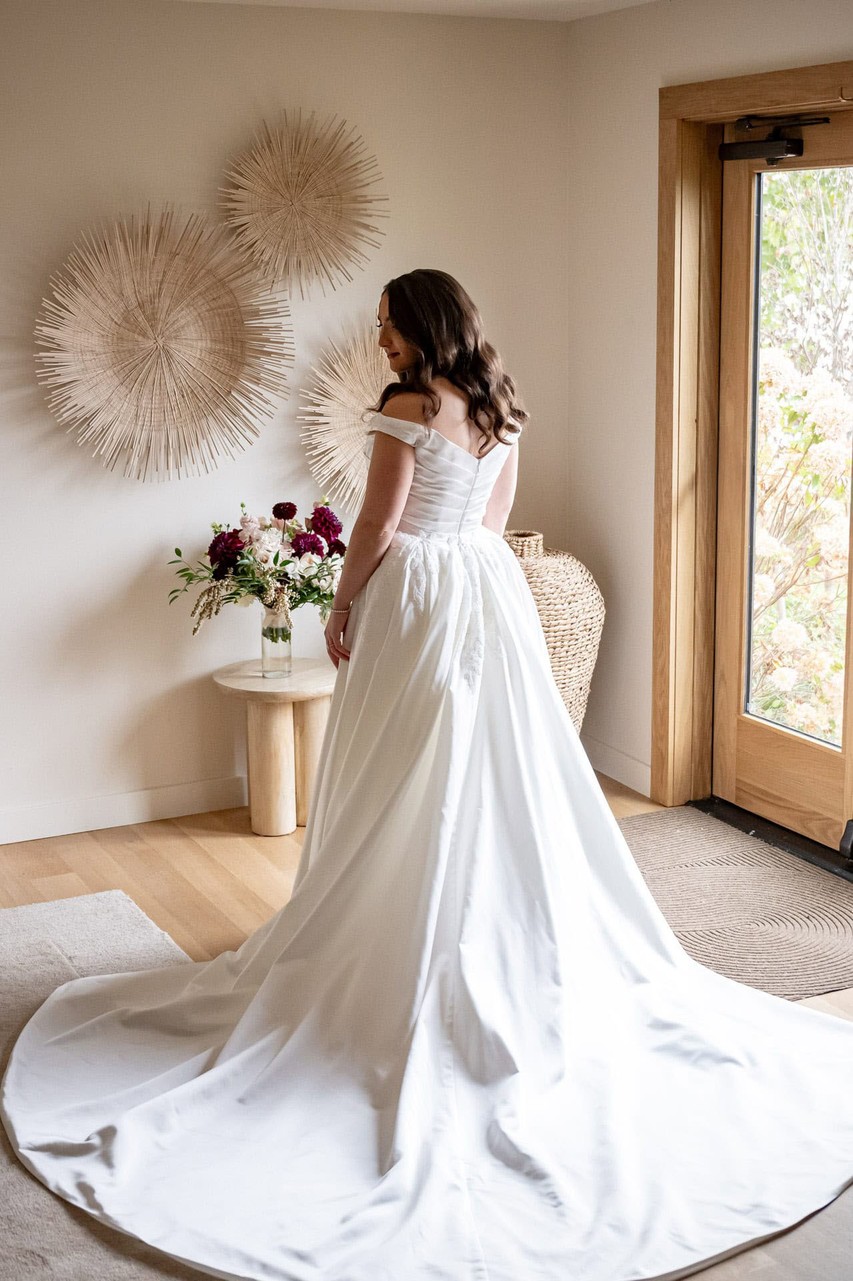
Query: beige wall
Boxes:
[
  {"xmin": 564, "ymin": 0, "xmax": 853, "ymax": 795},
  {"xmin": 0, "ymin": 0, "xmax": 569, "ymax": 842}
]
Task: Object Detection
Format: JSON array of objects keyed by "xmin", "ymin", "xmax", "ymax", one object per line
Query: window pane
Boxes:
[{"xmin": 746, "ymin": 167, "xmax": 853, "ymax": 746}]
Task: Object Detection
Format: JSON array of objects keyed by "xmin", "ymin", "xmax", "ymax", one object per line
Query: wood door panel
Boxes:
[{"xmin": 731, "ymin": 716, "xmax": 844, "ymax": 846}]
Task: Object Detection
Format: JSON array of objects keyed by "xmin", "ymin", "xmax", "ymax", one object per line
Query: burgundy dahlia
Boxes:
[
  {"xmin": 272, "ymin": 501, "xmax": 297, "ymax": 520},
  {"xmin": 308, "ymin": 504, "xmax": 342, "ymax": 545},
  {"xmin": 291, "ymin": 531, "xmax": 327, "ymax": 558},
  {"xmin": 208, "ymin": 529, "xmax": 245, "ymax": 580},
  {"xmin": 327, "ymin": 538, "xmax": 347, "ymax": 556}
]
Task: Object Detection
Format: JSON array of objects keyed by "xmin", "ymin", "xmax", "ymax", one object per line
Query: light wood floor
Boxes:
[{"xmin": 0, "ymin": 772, "xmax": 662, "ymax": 959}]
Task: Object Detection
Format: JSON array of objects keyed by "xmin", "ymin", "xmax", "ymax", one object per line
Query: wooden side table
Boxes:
[{"xmin": 213, "ymin": 658, "xmax": 338, "ymax": 836}]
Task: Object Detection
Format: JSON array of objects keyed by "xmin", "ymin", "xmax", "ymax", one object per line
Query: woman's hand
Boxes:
[{"xmin": 324, "ymin": 607, "xmax": 351, "ymax": 668}]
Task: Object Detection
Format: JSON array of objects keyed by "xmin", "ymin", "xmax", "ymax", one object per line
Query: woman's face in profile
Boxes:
[{"xmin": 376, "ymin": 292, "xmax": 418, "ymax": 374}]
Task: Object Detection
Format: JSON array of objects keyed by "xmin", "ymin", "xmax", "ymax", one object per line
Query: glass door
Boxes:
[{"xmin": 714, "ymin": 111, "xmax": 853, "ymax": 848}]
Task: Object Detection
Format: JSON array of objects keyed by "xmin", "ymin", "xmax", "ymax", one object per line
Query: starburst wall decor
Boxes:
[
  {"xmin": 34, "ymin": 207, "xmax": 295, "ymax": 481},
  {"xmin": 297, "ymin": 322, "xmax": 397, "ymax": 513},
  {"xmin": 221, "ymin": 109, "xmax": 390, "ymax": 299}
]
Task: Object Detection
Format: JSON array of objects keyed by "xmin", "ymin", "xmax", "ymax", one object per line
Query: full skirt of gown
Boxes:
[{"xmin": 4, "ymin": 518, "xmax": 853, "ymax": 1281}]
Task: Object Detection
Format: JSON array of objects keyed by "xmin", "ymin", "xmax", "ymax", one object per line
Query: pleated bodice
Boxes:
[{"xmin": 362, "ymin": 411, "xmax": 518, "ymax": 536}]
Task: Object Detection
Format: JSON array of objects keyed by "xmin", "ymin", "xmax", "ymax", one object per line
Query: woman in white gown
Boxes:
[{"xmin": 4, "ymin": 267, "xmax": 853, "ymax": 1281}]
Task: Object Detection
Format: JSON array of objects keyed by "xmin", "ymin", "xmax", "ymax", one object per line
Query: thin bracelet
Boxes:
[{"xmin": 329, "ymin": 605, "xmax": 351, "ymax": 613}]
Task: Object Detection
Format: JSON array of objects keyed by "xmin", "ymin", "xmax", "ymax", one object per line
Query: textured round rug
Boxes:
[{"xmin": 619, "ymin": 805, "xmax": 853, "ymax": 1000}]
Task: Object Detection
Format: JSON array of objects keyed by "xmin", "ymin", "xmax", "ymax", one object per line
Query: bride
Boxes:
[{"xmin": 4, "ymin": 268, "xmax": 853, "ymax": 1281}]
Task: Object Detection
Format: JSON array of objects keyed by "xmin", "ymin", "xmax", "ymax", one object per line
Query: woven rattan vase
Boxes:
[{"xmin": 503, "ymin": 530, "xmax": 605, "ymax": 732}]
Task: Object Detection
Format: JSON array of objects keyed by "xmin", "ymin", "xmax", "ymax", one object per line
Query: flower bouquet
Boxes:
[{"xmin": 168, "ymin": 498, "xmax": 347, "ymax": 677}]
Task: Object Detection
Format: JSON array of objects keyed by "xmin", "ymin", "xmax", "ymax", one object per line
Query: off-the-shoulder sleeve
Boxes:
[{"xmin": 363, "ymin": 413, "xmax": 425, "ymax": 456}]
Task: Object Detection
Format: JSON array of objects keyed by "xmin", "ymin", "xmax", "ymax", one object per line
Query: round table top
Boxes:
[{"xmin": 212, "ymin": 657, "xmax": 338, "ymax": 703}]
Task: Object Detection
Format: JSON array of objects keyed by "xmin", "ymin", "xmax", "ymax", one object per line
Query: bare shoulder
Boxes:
[{"xmin": 379, "ymin": 391, "xmax": 429, "ymax": 425}]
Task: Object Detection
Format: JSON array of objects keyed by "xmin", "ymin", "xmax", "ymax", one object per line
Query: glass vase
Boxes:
[{"xmin": 260, "ymin": 606, "xmax": 292, "ymax": 678}]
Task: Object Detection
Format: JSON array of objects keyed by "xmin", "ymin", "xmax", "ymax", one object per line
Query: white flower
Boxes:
[
  {"xmin": 771, "ymin": 665, "xmax": 799, "ymax": 691},
  {"xmin": 752, "ymin": 573, "xmax": 775, "ymax": 606},
  {"xmin": 252, "ymin": 527, "xmax": 285, "ymax": 564},
  {"xmin": 771, "ymin": 618, "xmax": 809, "ymax": 651},
  {"xmin": 754, "ymin": 526, "xmax": 783, "ymax": 558},
  {"xmin": 299, "ymin": 552, "xmax": 322, "ymax": 568}
]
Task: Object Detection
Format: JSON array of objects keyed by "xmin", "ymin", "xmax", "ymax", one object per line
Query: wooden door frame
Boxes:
[{"xmin": 652, "ymin": 58, "xmax": 853, "ymax": 806}]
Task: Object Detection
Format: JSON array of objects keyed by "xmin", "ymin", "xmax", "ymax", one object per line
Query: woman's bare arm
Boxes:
[{"xmin": 330, "ymin": 431, "xmax": 416, "ymax": 610}]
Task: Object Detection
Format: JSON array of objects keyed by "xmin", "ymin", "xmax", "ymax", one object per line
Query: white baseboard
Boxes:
[
  {"xmin": 0, "ymin": 775, "xmax": 248, "ymax": 846},
  {"xmin": 580, "ymin": 732, "xmax": 651, "ymax": 799},
  {"xmin": 1, "ymin": 739, "xmax": 649, "ymax": 847}
]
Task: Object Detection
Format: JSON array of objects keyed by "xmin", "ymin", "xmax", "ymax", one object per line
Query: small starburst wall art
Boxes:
[
  {"xmin": 297, "ymin": 321, "xmax": 398, "ymax": 514},
  {"xmin": 221, "ymin": 109, "xmax": 390, "ymax": 299}
]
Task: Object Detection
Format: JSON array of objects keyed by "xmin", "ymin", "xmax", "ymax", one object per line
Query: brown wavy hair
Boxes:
[{"xmin": 367, "ymin": 269, "xmax": 528, "ymax": 456}]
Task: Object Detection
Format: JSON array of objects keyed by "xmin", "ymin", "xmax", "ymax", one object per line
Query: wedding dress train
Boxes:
[{"xmin": 4, "ymin": 410, "xmax": 853, "ymax": 1281}]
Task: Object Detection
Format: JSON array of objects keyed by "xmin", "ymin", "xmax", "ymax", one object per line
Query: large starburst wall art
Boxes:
[
  {"xmin": 221, "ymin": 109, "xmax": 390, "ymax": 299},
  {"xmin": 297, "ymin": 322, "xmax": 397, "ymax": 514},
  {"xmin": 34, "ymin": 207, "xmax": 295, "ymax": 481}
]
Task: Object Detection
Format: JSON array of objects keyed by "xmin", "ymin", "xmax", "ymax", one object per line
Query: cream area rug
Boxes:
[
  {"xmin": 0, "ymin": 891, "xmax": 201, "ymax": 1280},
  {"xmin": 619, "ymin": 805, "xmax": 853, "ymax": 1000}
]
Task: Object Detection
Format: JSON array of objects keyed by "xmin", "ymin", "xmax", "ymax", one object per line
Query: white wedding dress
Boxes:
[{"xmin": 5, "ymin": 410, "xmax": 853, "ymax": 1281}]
